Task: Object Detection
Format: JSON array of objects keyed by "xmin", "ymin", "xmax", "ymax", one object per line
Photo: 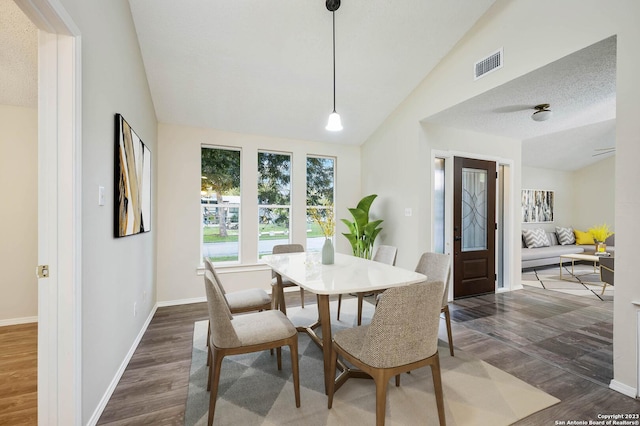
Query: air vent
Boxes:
[{"xmin": 474, "ymin": 48, "xmax": 503, "ymax": 80}]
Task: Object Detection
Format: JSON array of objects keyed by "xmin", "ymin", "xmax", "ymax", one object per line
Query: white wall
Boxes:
[
  {"xmin": 0, "ymin": 105, "xmax": 37, "ymax": 324},
  {"xmin": 522, "ymin": 166, "xmax": 573, "ymax": 232},
  {"xmin": 361, "ymin": 0, "xmax": 640, "ymax": 394},
  {"xmin": 57, "ymin": 0, "xmax": 158, "ymax": 422},
  {"xmin": 522, "ymin": 157, "xmax": 616, "ymax": 233},
  {"xmin": 157, "ymin": 123, "xmax": 361, "ymax": 303},
  {"xmin": 572, "ymin": 156, "xmax": 615, "ymax": 230}
]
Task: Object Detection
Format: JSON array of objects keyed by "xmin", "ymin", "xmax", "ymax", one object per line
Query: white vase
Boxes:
[{"xmin": 321, "ymin": 238, "xmax": 334, "ymax": 265}]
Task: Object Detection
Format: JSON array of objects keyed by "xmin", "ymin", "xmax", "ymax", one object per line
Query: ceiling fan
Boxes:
[{"xmin": 592, "ymin": 147, "xmax": 616, "ymax": 157}]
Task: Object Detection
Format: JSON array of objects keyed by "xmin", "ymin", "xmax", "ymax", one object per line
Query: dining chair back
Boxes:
[
  {"xmin": 271, "ymin": 243, "xmax": 305, "ymax": 312},
  {"xmin": 204, "ymin": 270, "xmax": 300, "ymax": 425},
  {"xmin": 204, "ymin": 258, "xmax": 271, "ymax": 314},
  {"xmin": 415, "ymin": 252, "xmax": 454, "ymax": 356},
  {"xmin": 328, "ymin": 280, "xmax": 446, "ymax": 426},
  {"xmin": 337, "ymin": 245, "xmax": 398, "ymax": 325}
]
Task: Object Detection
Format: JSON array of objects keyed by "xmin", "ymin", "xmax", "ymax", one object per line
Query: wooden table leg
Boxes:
[
  {"xmin": 276, "ymin": 275, "xmax": 287, "ymax": 315},
  {"xmin": 317, "ymin": 294, "xmax": 332, "ymax": 394}
]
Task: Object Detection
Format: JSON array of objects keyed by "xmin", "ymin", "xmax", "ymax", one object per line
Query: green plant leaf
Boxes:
[{"xmin": 356, "ymin": 194, "xmax": 378, "ymax": 217}]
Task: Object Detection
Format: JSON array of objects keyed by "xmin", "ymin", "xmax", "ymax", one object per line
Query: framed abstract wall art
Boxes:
[
  {"xmin": 115, "ymin": 113, "xmax": 151, "ymax": 237},
  {"xmin": 521, "ymin": 189, "xmax": 554, "ymax": 223}
]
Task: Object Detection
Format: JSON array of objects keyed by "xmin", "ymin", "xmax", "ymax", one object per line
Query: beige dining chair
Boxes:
[
  {"xmin": 414, "ymin": 252, "xmax": 454, "ymax": 356},
  {"xmin": 336, "ymin": 245, "xmax": 397, "ymax": 325},
  {"xmin": 204, "ymin": 258, "xmax": 271, "ymax": 313},
  {"xmin": 328, "ymin": 280, "xmax": 446, "ymax": 426},
  {"xmin": 271, "ymin": 243, "xmax": 305, "ymax": 313},
  {"xmin": 204, "ymin": 269, "xmax": 300, "ymax": 425},
  {"xmin": 203, "ymin": 258, "xmax": 273, "ymax": 366}
]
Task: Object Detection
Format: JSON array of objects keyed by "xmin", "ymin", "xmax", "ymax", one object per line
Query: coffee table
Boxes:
[{"xmin": 559, "ymin": 251, "xmax": 612, "ymax": 294}]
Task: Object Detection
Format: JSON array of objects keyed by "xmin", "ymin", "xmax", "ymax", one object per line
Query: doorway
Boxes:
[
  {"xmin": 14, "ymin": 0, "xmax": 82, "ymax": 423},
  {"xmin": 453, "ymin": 156, "xmax": 496, "ymax": 298}
]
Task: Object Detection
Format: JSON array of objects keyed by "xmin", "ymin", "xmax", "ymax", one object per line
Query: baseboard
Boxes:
[
  {"xmin": 157, "ymin": 296, "xmax": 206, "ymax": 307},
  {"xmin": 86, "ymin": 303, "xmax": 158, "ymax": 426},
  {"xmin": 609, "ymin": 379, "xmax": 637, "ymax": 398},
  {"xmin": 0, "ymin": 316, "xmax": 38, "ymax": 327}
]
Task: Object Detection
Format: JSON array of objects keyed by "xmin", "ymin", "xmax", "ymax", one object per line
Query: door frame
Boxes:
[
  {"xmin": 15, "ymin": 0, "xmax": 82, "ymax": 424},
  {"xmin": 431, "ymin": 149, "xmax": 517, "ymax": 299}
]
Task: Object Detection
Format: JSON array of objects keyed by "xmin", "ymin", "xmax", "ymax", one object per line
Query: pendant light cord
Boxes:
[{"xmin": 332, "ymin": 11, "xmax": 336, "ymax": 113}]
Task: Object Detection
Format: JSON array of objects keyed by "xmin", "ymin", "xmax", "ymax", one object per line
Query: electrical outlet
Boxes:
[
  {"xmin": 404, "ymin": 208, "xmax": 412, "ymax": 217},
  {"xmin": 133, "ymin": 302, "xmax": 137, "ymax": 317}
]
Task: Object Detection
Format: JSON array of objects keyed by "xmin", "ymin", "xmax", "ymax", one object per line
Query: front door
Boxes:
[{"xmin": 453, "ymin": 157, "xmax": 496, "ymax": 298}]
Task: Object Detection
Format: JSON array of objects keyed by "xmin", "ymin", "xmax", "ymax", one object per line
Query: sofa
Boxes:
[{"xmin": 521, "ymin": 229, "xmax": 615, "ymax": 270}]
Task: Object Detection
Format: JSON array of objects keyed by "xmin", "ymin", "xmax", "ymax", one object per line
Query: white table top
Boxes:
[{"xmin": 262, "ymin": 252, "xmax": 426, "ymax": 295}]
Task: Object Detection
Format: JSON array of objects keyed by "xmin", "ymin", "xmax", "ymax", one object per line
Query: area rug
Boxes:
[
  {"xmin": 523, "ymin": 264, "xmax": 613, "ymax": 301},
  {"xmin": 185, "ymin": 299, "xmax": 559, "ymax": 425}
]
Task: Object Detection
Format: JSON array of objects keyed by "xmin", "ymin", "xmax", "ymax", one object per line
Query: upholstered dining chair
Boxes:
[
  {"xmin": 204, "ymin": 258, "xmax": 271, "ymax": 314},
  {"xmin": 328, "ymin": 280, "xmax": 446, "ymax": 426},
  {"xmin": 271, "ymin": 243, "xmax": 305, "ymax": 313},
  {"xmin": 203, "ymin": 258, "xmax": 273, "ymax": 366},
  {"xmin": 414, "ymin": 252, "xmax": 454, "ymax": 356},
  {"xmin": 336, "ymin": 245, "xmax": 398, "ymax": 325},
  {"xmin": 204, "ymin": 270, "xmax": 300, "ymax": 425}
]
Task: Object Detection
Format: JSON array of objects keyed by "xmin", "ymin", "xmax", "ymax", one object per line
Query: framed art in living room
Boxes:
[
  {"xmin": 521, "ymin": 189, "xmax": 554, "ymax": 223},
  {"xmin": 114, "ymin": 113, "xmax": 151, "ymax": 237}
]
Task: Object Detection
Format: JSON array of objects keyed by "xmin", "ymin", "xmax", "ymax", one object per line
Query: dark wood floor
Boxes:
[
  {"xmin": 0, "ymin": 322, "xmax": 37, "ymax": 426},
  {"xmin": 96, "ymin": 286, "xmax": 639, "ymax": 425},
  {"xmin": 2, "ymin": 287, "xmax": 633, "ymax": 425}
]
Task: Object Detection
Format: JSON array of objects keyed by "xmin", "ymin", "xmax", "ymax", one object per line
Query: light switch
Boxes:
[
  {"xmin": 98, "ymin": 186, "xmax": 106, "ymax": 206},
  {"xmin": 404, "ymin": 208, "xmax": 412, "ymax": 217}
]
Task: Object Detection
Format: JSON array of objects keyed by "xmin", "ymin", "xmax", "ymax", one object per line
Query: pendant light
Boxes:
[{"xmin": 325, "ymin": 0, "xmax": 343, "ymax": 131}]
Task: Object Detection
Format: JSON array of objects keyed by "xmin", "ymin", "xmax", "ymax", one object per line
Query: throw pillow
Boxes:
[
  {"xmin": 556, "ymin": 226, "xmax": 576, "ymax": 245},
  {"xmin": 574, "ymin": 229, "xmax": 595, "ymax": 245},
  {"xmin": 522, "ymin": 228, "xmax": 550, "ymax": 248}
]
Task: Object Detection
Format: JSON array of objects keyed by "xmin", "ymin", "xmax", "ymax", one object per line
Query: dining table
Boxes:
[{"xmin": 261, "ymin": 251, "xmax": 427, "ymax": 394}]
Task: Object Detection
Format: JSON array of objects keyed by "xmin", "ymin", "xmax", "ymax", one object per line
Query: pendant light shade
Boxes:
[
  {"xmin": 326, "ymin": 0, "xmax": 342, "ymax": 132},
  {"xmin": 326, "ymin": 111, "xmax": 343, "ymax": 131}
]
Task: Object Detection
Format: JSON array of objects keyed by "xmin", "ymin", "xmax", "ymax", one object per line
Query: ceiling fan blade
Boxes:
[{"xmin": 592, "ymin": 150, "xmax": 615, "ymax": 157}]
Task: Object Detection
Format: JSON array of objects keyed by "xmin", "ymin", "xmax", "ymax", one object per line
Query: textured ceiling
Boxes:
[
  {"xmin": 0, "ymin": 0, "xmax": 37, "ymax": 108},
  {"xmin": 128, "ymin": 0, "xmax": 496, "ymax": 145},
  {"xmin": 425, "ymin": 36, "xmax": 617, "ymax": 171}
]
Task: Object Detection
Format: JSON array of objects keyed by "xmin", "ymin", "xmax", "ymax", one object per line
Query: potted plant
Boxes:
[
  {"xmin": 341, "ymin": 194, "xmax": 383, "ymax": 259},
  {"xmin": 310, "ymin": 200, "xmax": 335, "ymax": 264},
  {"xmin": 588, "ymin": 223, "xmax": 614, "ymax": 253}
]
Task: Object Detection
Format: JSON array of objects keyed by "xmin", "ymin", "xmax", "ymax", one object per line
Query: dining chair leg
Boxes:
[
  {"xmin": 208, "ymin": 349, "xmax": 224, "ymax": 426},
  {"xmin": 336, "ymin": 294, "xmax": 342, "ymax": 320},
  {"xmin": 443, "ymin": 305, "xmax": 454, "ymax": 356},
  {"xmin": 300, "ymin": 287, "xmax": 305, "ymax": 308},
  {"xmin": 357, "ymin": 292, "xmax": 364, "ymax": 326},
  {"xmin": 276, "ymin": 347, "xmax": 282, "ymax": 370},
  {"xmin": 395, "ymin": 374, "xmax": 400, "ymax": 387},
  {"xmin": 430, "ymin": 355, "xmax": 446, "ymax": 426},
  {"xmin": 289, "ymin": 340, "xmax": 301, "ymax": 407},
  {"xmin": 373, "ymin": 372, "xmax": 389, "ymax": 426},
  {"xmin": 327, "ymin": 345, "xmax": 338, "ymax": 408},
  {"xmin": 206, "ymin": 346, "xmax": 212, "ymax": 391}
]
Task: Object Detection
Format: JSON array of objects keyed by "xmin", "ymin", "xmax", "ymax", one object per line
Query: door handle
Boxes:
[{"xmin": 454, "ymin": 236, "xmax": 462, "ymax": 241}]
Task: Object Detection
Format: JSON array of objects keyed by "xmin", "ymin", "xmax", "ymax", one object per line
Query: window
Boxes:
[
  {"xmin": 257, "ymin": 151, "xmax": 291, "ymax": 258},
  {"xmin": 201, "ymin": 146, "xmax": 241, "ymax": 263},
  {"xmin": 306, "ymin": 156, "xmax": 335, "ymax": 252},
  {"xmin": 434, "ymin": 158, "xmax": 445, "ymax": 254}
]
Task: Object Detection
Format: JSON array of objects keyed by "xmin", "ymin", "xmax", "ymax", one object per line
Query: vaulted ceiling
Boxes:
[
  {"xmin": 2, "ymin": 1, "xmax": 616, "ymax": 171},
  {"xmin": 128, "ymin": 0, "xmax": 496, "ymax": 145}
]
